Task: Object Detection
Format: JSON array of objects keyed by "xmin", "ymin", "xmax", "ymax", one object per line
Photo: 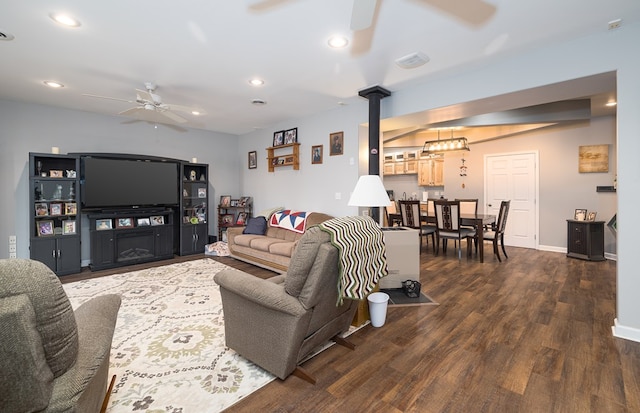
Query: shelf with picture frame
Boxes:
[
  {"xmin": 180, "ymin": 161, "xmax": 209, "ymax": 255},
  {"xmin": 217, "ymin": 196, "xmax": 253, "ymax": 242},
  {"xmin": 267, "ymin": 142, "xmax": 300, "ymax": 172},
  {"xmin": 29, "ymin": 152, "xmax": 81, "ymax": 275}
]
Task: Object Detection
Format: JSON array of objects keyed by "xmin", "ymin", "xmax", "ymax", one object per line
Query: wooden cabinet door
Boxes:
[
  {"xmin": 432, "ymin": 158, "xmax": 444, "ymax": 186},
  {"xmin": 418, "ymin": 160, "xmax": 430, "ymax": 185},
  {"xmin": 383, "ymin": 162, "xmax": 396, "ymax": 175}
]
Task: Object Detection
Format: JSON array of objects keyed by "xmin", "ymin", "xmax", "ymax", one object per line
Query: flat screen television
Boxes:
[{"xmin": 81, "ymin": 157, "xmax": 179, "ymax": 209}]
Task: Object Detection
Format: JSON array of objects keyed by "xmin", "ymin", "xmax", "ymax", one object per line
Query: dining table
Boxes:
[{"xmin": 422, "ymin": 213, "xmax": 496, "ymax": 263}]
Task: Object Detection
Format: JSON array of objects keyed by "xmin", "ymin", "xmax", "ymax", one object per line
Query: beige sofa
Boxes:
[{"xmin": 227, "ymin": 212, "xmax": 333, "ymax": 273}]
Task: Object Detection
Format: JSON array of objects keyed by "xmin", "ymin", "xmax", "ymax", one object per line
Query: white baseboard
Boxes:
[
  {"xmin": 538, "ymin": 245, "xmax": 565, "ymax": 253},
  {"xmin": 612, "ymin": 318, "xmax": 640, "ymax": 343}
]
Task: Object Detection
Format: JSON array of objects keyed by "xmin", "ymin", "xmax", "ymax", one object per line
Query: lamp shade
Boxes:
[{"xmin": 348, "ymin": 175, "xmax": 391, "ymax": 207}]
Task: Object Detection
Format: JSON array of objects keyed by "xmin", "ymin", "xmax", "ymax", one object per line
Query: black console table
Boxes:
[
  {"xmin": 88, "ymin": 209, "xmax": 174, "ymax": 270},
  {"xmin": 566, "ymin": 219, "xmax": 605, "ymax": 261}
]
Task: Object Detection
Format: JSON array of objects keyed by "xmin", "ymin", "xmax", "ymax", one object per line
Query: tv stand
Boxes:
[{"xmin": 87, "ymin": 208, "xmax": 174, "ymax": 271}]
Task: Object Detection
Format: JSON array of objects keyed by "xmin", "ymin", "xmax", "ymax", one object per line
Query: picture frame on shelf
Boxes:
[
  {"xmin": 62, "ymin": 220, "xmax": 76, "ymax": 235},
  {"xmin": 312, "ymin": 145, "xmax": 323, "ymax": 164},
  {"xmin": 49, "ymin": 170, "xmax": 63, "ymax": 178},
  {"xmin": 150, "ymin": 215, "xmax": 165, "ymax": 226},
  {"xmin": 49, "ymin": 202, "xmax": 62, "ymax": 216},
  {"xmin": 248, "ymin": 151, "xmax": 257, "ymax": 169},
  {"xmin": 65, "ymin": 202, "xmax": 77, "ymax": 215},
  {"xmin": 115, "ymin": 218, "xmax": 133, "ymax": 229},
  {"xmin": 284, "ymin": 128, "xmax": 298, "ymax": 145},
  {"xmin": 220, "ymin": 195, "xmax": 231, "ymax": 207},
  {"xmin": 587, "ymin": 211, "xmax": 597, "ymax": 221},
  {"xmin": 273, "ymin": 130, "xmax": 285, "ymax": 147},
  {"xmin": 236, "ymin": 212, "xmax": 248, "ymax": 225},
  {"xmin": 330, "ymin": 131, "xmax": 344, "ymax": 156},
  {"xmin": 35, "ymin": 202, "xmax": 48, "ymax": 216},
  {"xmin": 574, "ymin": 209, "xmax": 587, "ymax": 221},
  {"xmin": 198, "ymin": 188, "xmax": 207, "ymax": 198},
  {"xmin": 37, "ymin": 220, "xmax": 54, "ymax": 236},
  {"xmin": 137, "ymin": 217, "xmax": 151, "ymax": 226},
  {"xmin": 221, "ymin": 214, "xmax": 234, "ymax": 226},
  {"xmin": 238, "ymin": 196, "xmax": 252, "ymax": 207},
  {"xmin": 96, "ymin": 219, "xmax": 112, "ymax": 230},
  {"xmin": 183, "ymin": 216, "xmax": 190, "ymax": 224}
]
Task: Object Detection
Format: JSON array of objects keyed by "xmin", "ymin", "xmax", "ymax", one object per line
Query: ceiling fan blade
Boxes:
[
  {"xmin": 135, "ymin": 89, "xmax": 154, "ymax": 103},
  {"xmin": 351, "ymin": 0, "xmax": 377, "ymax": 31},
  {"xmin": 82, "ymin": 94, "xmax": 136, "ymax": 104},
  {"xmin": 164, "ymin": 103, "xmax": 206, "ymax": 115},
  {"xmin": 422, "ymin": 0, "xmax": 496, "ymax": 25},
  {"xmin": 158, "ymin": 110, "xmax": 188, "ymax": 124},
  {"xmin": 118, "ymin": 107, "xmax": 145, "ymax": 116}
]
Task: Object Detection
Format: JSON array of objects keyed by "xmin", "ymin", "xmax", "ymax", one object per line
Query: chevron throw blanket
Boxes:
[{"xmin": 318, "ymin": 216, "xmax": 388, "ymax": 304}]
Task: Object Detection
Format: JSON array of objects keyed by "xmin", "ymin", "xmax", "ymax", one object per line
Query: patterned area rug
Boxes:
[{"xmin": 63, "ymin": 259, "xmax": 275, "ymax": 412}]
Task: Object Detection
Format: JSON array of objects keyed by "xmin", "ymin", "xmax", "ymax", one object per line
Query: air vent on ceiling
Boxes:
[
  {"xmin": 251, "ymin": 99, "xmax": 267, "ymax": 106},
  {"xmin": 0, "ymin": 31, "xmax": 15, "ymax": 41},
  {"xmin": 395, "ymin": 52, "xmax": 430, "ymax": 69}
]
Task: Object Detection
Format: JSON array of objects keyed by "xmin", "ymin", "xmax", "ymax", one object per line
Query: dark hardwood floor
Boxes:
[{"xmin": 60, "ymin": 244, "xmax": 640, "ymax": 412}]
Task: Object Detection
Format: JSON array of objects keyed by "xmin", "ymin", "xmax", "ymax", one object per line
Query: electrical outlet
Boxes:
[
  {"xmin": 9, "ymin": 252, "xmax": 16, "ymax": 259},
  {"xmin": 9, "ymin": 244, "xmax": 16, "ymax": 253},
  {"xmin": 9, "ymin": 235, "xmax": 16, "ymax": 244}
]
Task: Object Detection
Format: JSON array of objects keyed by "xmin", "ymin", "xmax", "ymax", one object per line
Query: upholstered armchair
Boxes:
[
  {"xmin": 0, "ymin": 259, "xmax": 121, "ymax": 413},
  {"xmin": 214, "ymin": 226, "xmax": 358, "ymax": 383}
]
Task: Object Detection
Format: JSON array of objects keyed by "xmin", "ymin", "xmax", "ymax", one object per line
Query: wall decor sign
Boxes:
[
  {"xmin": 330, "ymin": 131, "xmax": 344, "ymax": 156},
  {"xmin": 579, "ymin": 144, "xmax": 608, "ymax": 173}
]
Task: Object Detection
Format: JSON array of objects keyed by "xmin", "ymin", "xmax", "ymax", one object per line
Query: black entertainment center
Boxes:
[{"xmin": 29, "ymin": 152, "xmax": 209, "ymax": 275}]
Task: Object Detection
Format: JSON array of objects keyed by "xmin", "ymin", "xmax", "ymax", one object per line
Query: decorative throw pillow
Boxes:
[
  {"xmin": 256, "ymin": 206, "xmax": 284, "ymax": 220},
  {"xmin": 270, "ymin": 210, "xmax": 308, "ymax": 234},
  {"xmin": 243, "ymin": 216, "xmax": 267, "ymax": 235}
]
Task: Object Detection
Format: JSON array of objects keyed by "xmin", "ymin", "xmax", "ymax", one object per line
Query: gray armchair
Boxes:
[
  {"xmin": 214, "ymin": 226, "xmax": 358, "ymax": 383},
  {"xmin": 0, "ymin": 259, "xmax": 121, "ymax": 413}
]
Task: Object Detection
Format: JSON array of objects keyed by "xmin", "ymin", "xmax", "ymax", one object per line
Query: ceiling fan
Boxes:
[{"xmin": 83, "ymin": 82, "xmax": 203, "ymax": 125}]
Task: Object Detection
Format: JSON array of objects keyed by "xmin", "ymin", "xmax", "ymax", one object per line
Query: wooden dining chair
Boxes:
[
  {"xmin": 483, "ymin": 200, "xmax": 511, "ymax": 262},
  {"xmin": 456, "ymin": 198, "xmax": 479, "ymax": 248},
  {"xmin": 385, "ymin": 200, "xmax": 402, "ymax": 227},
  {"xmin": 433, "ymin": 200, "xmax": 475, "ymax": 260},
  {"xmin": 398, "ymin": 200, "xmax": 436, "ymax": 253}
]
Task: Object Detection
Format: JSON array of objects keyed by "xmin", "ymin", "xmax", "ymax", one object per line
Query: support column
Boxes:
[{"xmin": 358, "ymin": 85, "xmax": 391, "ymax": 222}]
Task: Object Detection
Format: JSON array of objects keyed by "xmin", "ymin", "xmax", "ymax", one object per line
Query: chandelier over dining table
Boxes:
[{"xmin": 421, "ymin": 129, "xmax": 470, "ymax": 154}]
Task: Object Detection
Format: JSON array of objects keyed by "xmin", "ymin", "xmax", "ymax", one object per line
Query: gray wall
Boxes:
[{"xmin": 0, "ymin": 100, "xmax": 239, "ymax": 264}]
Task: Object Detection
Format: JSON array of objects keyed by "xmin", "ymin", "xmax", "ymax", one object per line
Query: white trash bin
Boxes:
[{"xmin": 367, "ymin": 292, "xmax": 390, "ymax": 327}]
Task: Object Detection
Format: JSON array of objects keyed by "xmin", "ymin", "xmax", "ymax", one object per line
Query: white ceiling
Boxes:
[{"xmin": 1, "ymin": 1, "xmax": 638, "ymax": 135}]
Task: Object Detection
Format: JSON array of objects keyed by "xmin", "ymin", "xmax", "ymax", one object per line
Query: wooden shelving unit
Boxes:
[{"xmin": 267, "ymin": 143, "xmax": 300, "ymax": 172}]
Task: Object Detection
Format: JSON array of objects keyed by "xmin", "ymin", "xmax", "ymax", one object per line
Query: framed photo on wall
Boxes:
[
  {"xmin": 312, "ymin": 145, "xmax": 323, "ymax": 164},
  {"xmin": 248, "ymin": 151, "xmax": 257, "ymax": 169},
  {"xmin": 284, "ymin": 128, "xmax": 298, "ymax": 144},
  {"xmin": 273, "ymin": 130, "xmax": 285, "ymax": 147},
  {"xmin": 330, "ymin": 131, "xmax": 344, "ymax": 156}
]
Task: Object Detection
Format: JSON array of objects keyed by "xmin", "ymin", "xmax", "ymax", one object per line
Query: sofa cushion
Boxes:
[
  {"xmin": 250, "ymin": 237, "xmax": 290, "ymax": 252},
  {"xmin": 269, "ymin": 241, "xmax": 296, "ymax": 257},
  {"xmin": 243, "ymin": 216, "xmax": 268, "ymax": 235},
  {"xmin": 0, "ymin": 294, "xmax": 54, "ymax": 413},
  {"xmin": 270, "ymin": 210, "xmax": 308, "ymax": 233},
  {"xmin": 0, "ymin": 259, "xmax": 78, "ymax": 378},
  {"xmin": 233, "ymin": 234, "xmax": 264, "ymax": 247}
]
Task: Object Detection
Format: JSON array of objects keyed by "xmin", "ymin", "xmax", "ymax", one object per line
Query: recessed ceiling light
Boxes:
[
  {"xmin": 249, "ymin": 78, "xmax": 264, "ymax": 87},
  {"xmin": 49, "ymin": 13, "xmax": 81, "ymax": 27},
  {"xmin": 191, "ymin": 111, "xmax": 201, "ymax": 115},
  {"xmin": 606, "ymin": 101, "xmax": 617, "ymax": 107},
  {"xmin": 328, "ymin": 35, "xmax": 349, "ymax": 49},
  {"xmin": 43, "ymin": 81, "xmax": 64, "ymax": 88}
]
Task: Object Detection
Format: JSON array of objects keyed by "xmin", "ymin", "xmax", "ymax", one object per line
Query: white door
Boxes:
[{"xmin": 484, "ymin": 152, "xmax": 538, "ymax": 249}]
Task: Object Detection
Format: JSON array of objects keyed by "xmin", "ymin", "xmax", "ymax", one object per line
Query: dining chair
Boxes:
[
  {"xmin": 483, "ymin": 200, "xmax": 511, "ymax": 262},
  {"xmin": 398, "ymin": 200, "xmax": 436, "ymax": 253},
  {"xmin": 433, "ymin": 200, "xmax": 475, "ymax": 259},
  {"xmin": 385, "ymin": 200, "xmax": 402, "ymax": 227},
  {"xmin": 456, "ymin": 198, "xmax": 479, "ymax": 248}
]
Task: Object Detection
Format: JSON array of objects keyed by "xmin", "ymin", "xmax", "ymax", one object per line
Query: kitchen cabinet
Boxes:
[{"xmin": 418, "ymin": 158, "xmax": 444, "ymax": 186}]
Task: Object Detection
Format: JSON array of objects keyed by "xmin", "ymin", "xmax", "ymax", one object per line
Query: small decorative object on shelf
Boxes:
[
  {"xmin": 573, "ymin": 209, "xmax": 587, "ymax": 221},
  {"xmin": 284, "ymin": 128, "xmax": 298, "ymax": 145},
  {"xmin": 273, "ymin": 130, "xmax": 285, "ymax": 147},
  {"xmin": 267, "ymin": 142, "xmax": 300, "ymax": 172},
  {"xmin": 217, "ymin": 196, "xmax": 253, "ymax": 242}
]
